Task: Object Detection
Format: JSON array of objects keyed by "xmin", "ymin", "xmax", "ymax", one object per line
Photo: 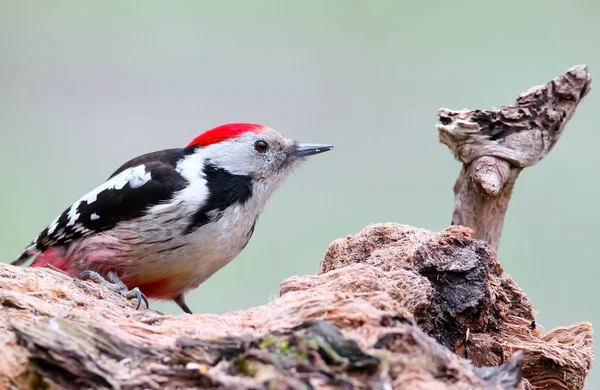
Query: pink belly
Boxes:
[{"xmin": 29, "ymin": 238, "xmax": 194, "ymax": 300}]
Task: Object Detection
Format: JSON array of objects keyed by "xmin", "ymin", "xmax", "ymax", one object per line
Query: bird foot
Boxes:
[{"xmin": 79, "ymin": 270, "xmax": 149, "ymax": 310}]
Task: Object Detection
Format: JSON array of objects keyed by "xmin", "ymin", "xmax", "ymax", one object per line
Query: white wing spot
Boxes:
[
  {"xmin": 83, "ymin": 164, "xmax": 152, "ymax": 204},
  {"xmin": 73, "ymin": 224, "xmax": 91, "ymax": 234},
  {"xmin": 171, "ymin": 153, "xmax": 209, "ymax": 210},
  {"xmin": 90, "ymin": 213, "xmax": 100, "ymax": 221},
  {"xmin": 47, "ymin": 215, "xmax": 61, "ymax": 234},
  {"xmin": 128, "ymin": 166, "xmax": 152, "ymax": 188},
  {"xmin": 63, "ymin": 165, "xmax": 151, "ymax": 228},
  {"xmin": 66, "ymin": 207, "xmax": 80, "ymax": 227}
]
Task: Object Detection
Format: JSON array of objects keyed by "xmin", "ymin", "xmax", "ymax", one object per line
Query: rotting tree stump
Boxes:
[{"xmin": 0, "ymin": 65, "xmax": 595, "ymax": 389}]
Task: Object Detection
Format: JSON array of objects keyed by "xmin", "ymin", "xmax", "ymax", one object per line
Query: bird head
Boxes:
[{"xmin": 187, "ymin": 123, "xmax": 333, "ymax": 182}]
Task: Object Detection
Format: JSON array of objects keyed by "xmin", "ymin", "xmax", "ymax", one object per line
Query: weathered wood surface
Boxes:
[
  {"xmin": 438, "ymin": 65, "xmax": 591, "ymax": 249},
  {"xmin": 0, "ymin": 224, "xmax": 593, "ymax": 389}
]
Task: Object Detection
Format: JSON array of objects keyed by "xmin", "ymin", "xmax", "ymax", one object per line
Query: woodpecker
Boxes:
[{"xmin": 12, "ymin": 123, "xmax": 333, "ymax": 314}]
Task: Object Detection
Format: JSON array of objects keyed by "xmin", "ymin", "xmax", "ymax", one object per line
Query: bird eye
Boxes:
[{"xmin": 254, "ymin": 140, "xmax": 269, "ymax": 153}]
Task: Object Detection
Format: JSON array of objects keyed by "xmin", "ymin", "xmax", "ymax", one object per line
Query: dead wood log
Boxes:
[
  {"xmin": 0, "ymin": 65, "xmax": 594, "ymax": 390},
  {"xmin": 0, "ymin": 225, "xmax": 593, "ymax": 389}
]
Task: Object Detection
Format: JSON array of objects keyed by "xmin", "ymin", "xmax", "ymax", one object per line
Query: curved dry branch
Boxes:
[{"xmin": 438, "ymin": 65, "xmax": 591, "ymax": 249}]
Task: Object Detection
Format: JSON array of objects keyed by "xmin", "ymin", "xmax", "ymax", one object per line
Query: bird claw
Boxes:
[
  {"xmin": 78, "ymin": 270, "xmax": 149, "ymax": 310},
  {"xmin": 121, "ymin": 286, "xmax": 149, "ymax": 310}
]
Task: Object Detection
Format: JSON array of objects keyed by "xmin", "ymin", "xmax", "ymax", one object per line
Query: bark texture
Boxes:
[
  {"xmin": 438, "ymin": 65, "xmax": 592, "ymax": 249},
  {"xmin": 0, "ymin": 225, "xmax": 594, "ymax": 389}
]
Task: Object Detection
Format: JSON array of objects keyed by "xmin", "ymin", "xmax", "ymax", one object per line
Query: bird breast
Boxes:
[{"xmin": 109, "ymin": 198, "xmax": 261, "ymax": 297}]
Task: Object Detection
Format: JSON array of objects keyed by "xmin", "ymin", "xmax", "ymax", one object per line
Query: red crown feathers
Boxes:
[{"xmin": 188, "ymin": 123, "xmax": 266, "ymax": 148}]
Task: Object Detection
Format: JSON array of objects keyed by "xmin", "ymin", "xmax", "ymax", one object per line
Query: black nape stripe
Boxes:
[{"xmin": 185, "ymin": 163, "xmax": 253, "ymax": 234}]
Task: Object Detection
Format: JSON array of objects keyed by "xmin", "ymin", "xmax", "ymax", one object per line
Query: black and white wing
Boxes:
[{"xmin": 12, "ymin": 148, "xmax": 191, "ymax": 265}]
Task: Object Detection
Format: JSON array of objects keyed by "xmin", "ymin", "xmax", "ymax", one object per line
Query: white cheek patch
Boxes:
[
  {"xmin": 173, "ymin": 153, "xmax": 210, "ymax": 209},
  {"xmin": 201, "ymin": 136, "xmax": 260, "ymax": 176}
]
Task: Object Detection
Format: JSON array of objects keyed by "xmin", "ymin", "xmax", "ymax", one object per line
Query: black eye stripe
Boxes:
[{"xmin": 254, "ymin": 140, "xmax": 269, "ymax": 153}]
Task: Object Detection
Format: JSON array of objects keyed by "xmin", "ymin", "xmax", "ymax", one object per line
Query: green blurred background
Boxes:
[{"xmin": 1, "ymin": 0, "xmax": 598, "ymax": 386}]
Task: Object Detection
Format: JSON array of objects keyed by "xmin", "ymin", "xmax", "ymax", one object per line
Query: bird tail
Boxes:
[
  {"xmin": 12, "ymin": 246, "xmax": 70, "ymax": 271},
  {"xmin": 11, "ymin": 244, "xmax": 36, "ymax": 266},
  {"xmin": 11, "ymin": 243, "xmax": 68, "ymax": 267}
]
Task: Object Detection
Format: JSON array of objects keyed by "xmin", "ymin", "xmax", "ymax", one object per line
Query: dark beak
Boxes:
[{"xmin": 294, "ymin": 143, "xmax": 334, "ymax": 157}]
